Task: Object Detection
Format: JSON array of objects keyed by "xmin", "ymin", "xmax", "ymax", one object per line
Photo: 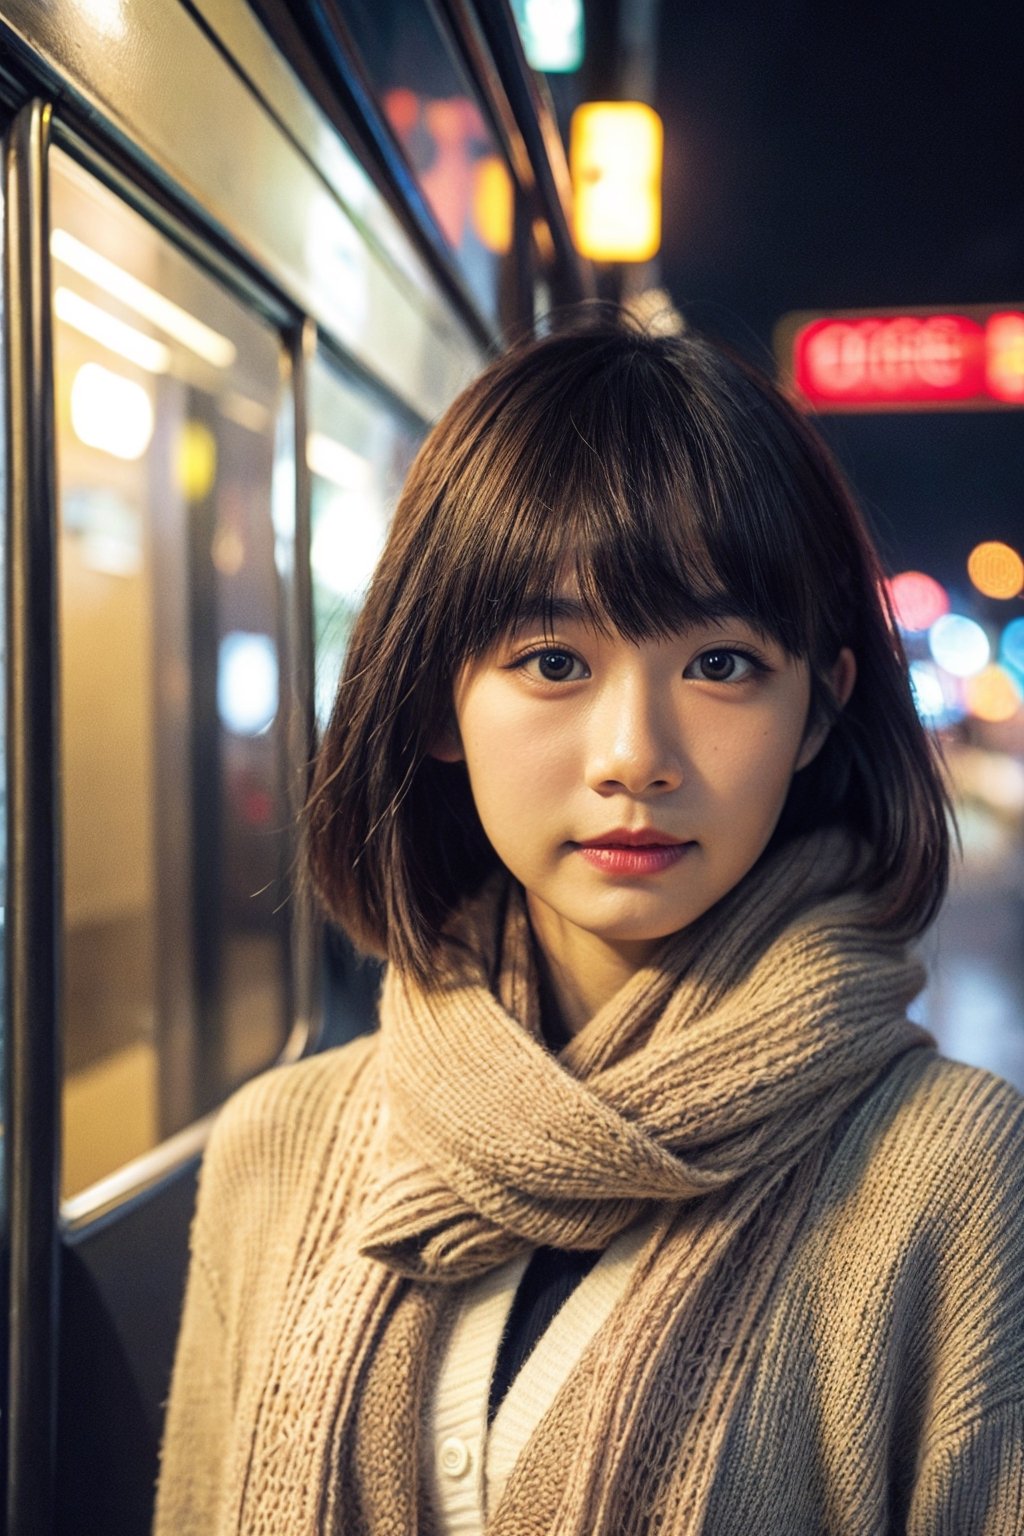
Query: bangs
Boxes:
[{"xmin": 421, "ymin": 337, "xmax": 831, "ymax": 666}]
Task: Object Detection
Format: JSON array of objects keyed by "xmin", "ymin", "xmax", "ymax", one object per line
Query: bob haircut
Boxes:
[{"xmin": 307, "ymin": 311, "xmax": 952, "ymax": 980}]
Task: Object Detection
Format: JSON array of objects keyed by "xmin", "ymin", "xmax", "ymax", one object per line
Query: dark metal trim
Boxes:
[{"xmin": 4, "ymin": 96, "xmax": 60, "ymax": 1536}]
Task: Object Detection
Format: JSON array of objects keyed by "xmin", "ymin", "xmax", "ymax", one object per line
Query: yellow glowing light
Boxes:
[
  {"xmin": 473, "ymin": 156, "xmax": 514, "ymax": 255},
  {"xmin": 570, "ymin": 102, "xmax": 663, "ymax": 262},
  {"xmin": 967, "ymin": 540, "xmax": 1024, "ymax": 600},
  {"xmin": 70, "ymin": 362, "xmax": 154, "ymax": 460},
  {"xmin": 964, "ymin": 664, "xmax": 1023, "ymax": 724},
  {"xmin": 52, "ymin": 229, "xmax": 236, "ymax": 368},
  {"xmin": 55, "ymin": 286, "xmax": 171, "ymax": 374},
  {"xmin": 176, "ymin": 420, "xmax": 218, "ymax": 501}
]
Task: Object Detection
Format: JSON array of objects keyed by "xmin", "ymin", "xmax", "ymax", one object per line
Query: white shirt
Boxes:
[{"xmin": 425, "ymin": 1217, "xmax": 658, "ymax": 1534}]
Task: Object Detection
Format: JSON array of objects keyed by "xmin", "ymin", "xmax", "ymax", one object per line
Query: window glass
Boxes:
[
  {"xmin": 340, "ymin": 0, "xmax": 514, "ymax": 325},
  {"xmin": 51, "ymin": 149, "xmax": 293, "ymax": 1201},
  {"xmin": 308, "ymin": 356, "xmax": 421, "ymax": 730}
]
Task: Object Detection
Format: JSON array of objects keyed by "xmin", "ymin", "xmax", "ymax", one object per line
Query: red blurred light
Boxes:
[
  {"xmin": 783, "ymin": 305, "xmax": 1024, "ymax": 411},
  {"xmin": 886, "ymin": 571, "xmax": 950, "ymax": 633},
  {"xmin": 794, "ymin": 316, "xmax": 985, "ymax": 406},
  {"xmin": 241, "ymin": 788, "xmax": 274, "ymax": 826}
]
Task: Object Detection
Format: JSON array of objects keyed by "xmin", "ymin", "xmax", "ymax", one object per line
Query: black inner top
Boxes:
[{"xmin": 486, "ymin": 1243, "xmax": 602, "ymax": 1425}]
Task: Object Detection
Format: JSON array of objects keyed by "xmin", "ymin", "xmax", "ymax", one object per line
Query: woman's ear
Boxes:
[
  {"xmin": 795, "ymin": 647, "xmax": 857, "ymax": 771},
  {"xmin": 428, "ymin": 716, "xmax": 464, "ymax": 763}
]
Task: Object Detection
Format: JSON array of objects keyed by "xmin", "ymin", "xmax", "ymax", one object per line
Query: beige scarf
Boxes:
[{"xmin": 241, "ymin": 829, "xmax": 933, "ymax": 1535}]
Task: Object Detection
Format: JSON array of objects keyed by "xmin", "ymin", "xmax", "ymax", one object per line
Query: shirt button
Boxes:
[{"xmin": 439, "ymin": 1435, "xmax": 472, "ymax": 1479}]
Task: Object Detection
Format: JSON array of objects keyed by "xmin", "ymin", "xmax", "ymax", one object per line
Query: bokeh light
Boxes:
[
  {"xmin": 70, "ymin": 361, "xmax": 154, "ymax": 461},
  {"xmin": 514, "ymin": 0, "xmax": 585, "ymax": 72},
  {"xmin": 985, "ymin": 311, "xmax": 1024, "ymax": 403},
  {"xmin": 967, "ymin": 540, "xmax": 1024, "ymax": 600},
  {"xmin": 310, "ymin": 492, "xmax": 386, "ymax": 602},
  {"xmin": 908, "ymin": 660, "xmax": 957, "ymax": 724},
  {"xmin": 964, "ymin": 664, "xmax": 1023, "ymax": 724},
  {"xmin": 570, "ymin": 102, "xmax": 663, "ymax": 262},
  {"xmin": 217, "ymin": 631, "xmax": 278, "ymax": 735},
  {"xmin": 886, "ymin": 570, "xmax": 949, "ymax": 632},
  {"xmin": 1000, "ymin": 617, "xmax": 1024, "ymax": 680},
  {"xmin": 928, "ymin": 613, "xmax": 990, "ymax": 678},
  {"xmin": 474, "ymin": 156, "xmax": 514, "ymax": 254},
  {"xmin": 176, "ymin": 419, "xmax": 217, "ymax": 501}
]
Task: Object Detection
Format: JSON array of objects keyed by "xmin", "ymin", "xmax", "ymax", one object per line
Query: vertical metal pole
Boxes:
[
  {"xmin": 283, "ymin": 317, "xmax": 319, "ymax": 1055},
  {"xmin": 4, "ymin": 98, "xmax": 60, "ymax": 1536}
]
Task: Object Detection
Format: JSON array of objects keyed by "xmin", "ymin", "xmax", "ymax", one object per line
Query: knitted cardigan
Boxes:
[{"xmin": 155, "ymin": 1033, "xmax": 1024, "ymax": 1534}]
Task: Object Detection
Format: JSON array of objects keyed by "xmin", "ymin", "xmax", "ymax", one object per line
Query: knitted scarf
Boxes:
[{"xmin": 241, "ymin": 829, "xmax": 933, "ymax": 1535}]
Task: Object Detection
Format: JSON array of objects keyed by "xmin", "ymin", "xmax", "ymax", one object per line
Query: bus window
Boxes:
[
  {"xmin": 308, "ymin": 355, "xmax": 421, "ymax": 730},
  {"xmin": 51, "ymin": 149, "xmax": 293, "ymax": 1202}
]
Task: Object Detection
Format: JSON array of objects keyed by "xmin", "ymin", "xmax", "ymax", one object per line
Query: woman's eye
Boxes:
[
  {"xmin": 523, "ymin": 649, "xmax": 586, "ymax": 682},
  {"xmin": 688, "ymin": 649, "xmax": 756, "ymax": 682}
]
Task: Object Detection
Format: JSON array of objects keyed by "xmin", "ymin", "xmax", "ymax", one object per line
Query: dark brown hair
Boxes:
[{"xmin": 306, "ymin": 311, "xmax": 952, "ymax": 978}]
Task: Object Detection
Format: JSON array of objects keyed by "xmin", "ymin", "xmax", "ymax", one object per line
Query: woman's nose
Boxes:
[{"xmin": 584, "ymin": 680, "xmax": 684, "ymax": 795}]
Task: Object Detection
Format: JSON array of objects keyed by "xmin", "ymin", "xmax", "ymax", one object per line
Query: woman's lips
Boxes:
[{"xmin": 574, "ymin": 842, "xmax": 693, "ymax": 875}]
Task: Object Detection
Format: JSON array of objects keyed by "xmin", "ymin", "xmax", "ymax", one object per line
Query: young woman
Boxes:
[{"xmin": 154, "ymin": 314, "xmax": 1024, "ymax": 1535}]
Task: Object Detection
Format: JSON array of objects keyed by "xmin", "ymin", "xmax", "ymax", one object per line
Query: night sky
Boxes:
[{"xmin": 653, "ymin": 0, "xmax": 1024, "ymax": 601}]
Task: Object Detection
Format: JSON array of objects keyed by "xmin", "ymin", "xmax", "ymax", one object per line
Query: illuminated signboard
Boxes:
[
  {"xmin": 570, "ymin": 102, "xmax": 663, "ymax": 262},
  {"xmin": 775, "ymin": 306, "xmax": 1024, "ymax": 411}
]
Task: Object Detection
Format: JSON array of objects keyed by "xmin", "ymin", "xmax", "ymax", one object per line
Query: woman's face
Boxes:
[{"xmin": 439, "ymin": 594, "xmax": 855, "ymax": 973}]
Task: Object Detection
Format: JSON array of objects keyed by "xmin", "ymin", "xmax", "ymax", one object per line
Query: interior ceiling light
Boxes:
[
  {"xmin": 52, "ymin": 228, "xmax": 237, "ymax": 368},
  {"xmin": 55, "ymin": 287, "xmax": 171, "ymax": 374}
]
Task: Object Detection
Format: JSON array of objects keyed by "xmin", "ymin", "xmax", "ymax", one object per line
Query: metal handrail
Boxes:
[{"xmin": 4, "ymin": 95, "xmax": 60, "ymax": 1536}]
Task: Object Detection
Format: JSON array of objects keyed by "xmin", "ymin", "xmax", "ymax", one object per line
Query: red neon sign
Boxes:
[{"xmin": 781, "ymin": 307, "xmax": 1024, "ymax": 411}]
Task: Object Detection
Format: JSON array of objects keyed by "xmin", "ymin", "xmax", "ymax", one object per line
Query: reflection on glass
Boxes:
[
  {"xmin": 339, "ymin": 0, "xmax": 512, "ymax": 322},
  {"xmin": 52, "ymin": 148, "xmax": 292, "ymax": 1201},
  {"xmin": 308, "ymin": 358, "xmax": 421, "ymax": 730}
]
